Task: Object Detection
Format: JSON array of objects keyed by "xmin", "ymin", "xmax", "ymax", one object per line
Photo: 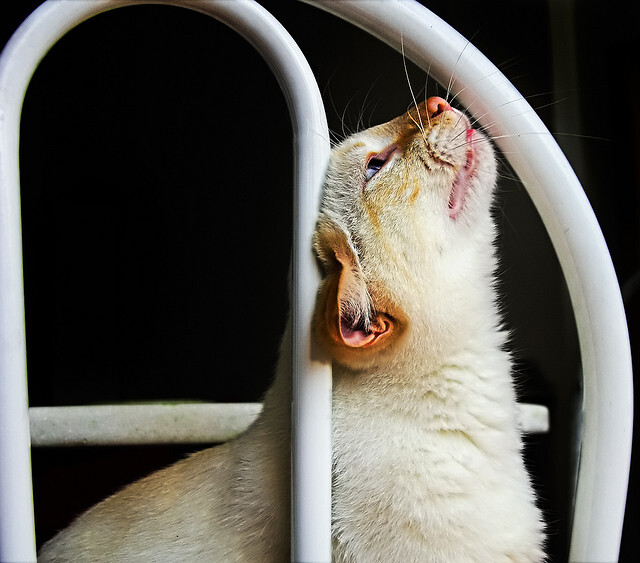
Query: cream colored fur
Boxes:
[{"xmin": 39, "ymin": 100, "xmax": 545, "ymax": 562}]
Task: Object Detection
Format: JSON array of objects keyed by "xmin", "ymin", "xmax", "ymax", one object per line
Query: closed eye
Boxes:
[{"xmin": 364, "ymin": 144, "xmax": 397, "ymax": 182}]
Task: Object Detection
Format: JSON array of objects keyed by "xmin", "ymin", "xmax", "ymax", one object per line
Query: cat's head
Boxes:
[{"xmin": 313, "ymin": 98, "xmax": 498, "ymax": 371}]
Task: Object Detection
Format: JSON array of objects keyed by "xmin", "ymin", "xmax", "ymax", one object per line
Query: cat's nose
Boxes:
[{"xmin": 426, "ymin": 96, "xmax": 451, "ymax": 118}]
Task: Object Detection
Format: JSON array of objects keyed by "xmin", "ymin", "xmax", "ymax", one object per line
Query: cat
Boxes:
[{"xmin": 39, "ymin": 96, "xmax": 545, "ymax": 562}]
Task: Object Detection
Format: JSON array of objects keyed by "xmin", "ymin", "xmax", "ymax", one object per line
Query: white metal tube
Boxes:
[
  {"xmin": 28, "ymin": 403, "xmax": 263, "ymax": 447},
  {"xmin": 302, "ymin": 1, "xmax": 633, "ymax": 561},
  {"xmin": 0, "ymin": 1, "xmax": 331, "ymax": 561},
  {"xmin": 28, "ymin": 402, "xmax": 549, "ymax": 447}
]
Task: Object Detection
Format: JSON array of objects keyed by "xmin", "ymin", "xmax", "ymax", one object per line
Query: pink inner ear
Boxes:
[{"xmin": 340, "ymin": 316, "xmax": 391, "ymax": 348}]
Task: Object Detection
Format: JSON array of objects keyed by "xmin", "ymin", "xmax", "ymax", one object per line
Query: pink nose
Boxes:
[{"xmin": 426, "ymin": 96, "xmax": 451, "ymax": 118}]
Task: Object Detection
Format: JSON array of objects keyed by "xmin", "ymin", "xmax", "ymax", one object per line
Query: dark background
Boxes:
[{"xmin": 1, "ymin": 1, "xmax": 637, "ymax": 560}]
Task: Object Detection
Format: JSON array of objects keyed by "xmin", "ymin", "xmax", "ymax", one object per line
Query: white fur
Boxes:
[
  {"xmin": 39, "ymin": 101, "xmax": 545, "ymax": 562},
  {"xmin": 321, "ymin": 104, "xmax": 544, "ymax": 562}
]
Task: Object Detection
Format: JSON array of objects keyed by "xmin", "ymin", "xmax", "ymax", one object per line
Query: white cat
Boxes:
[{"xmin": 39, "ymin": 97, "xmax": 545, "ymax": 562}]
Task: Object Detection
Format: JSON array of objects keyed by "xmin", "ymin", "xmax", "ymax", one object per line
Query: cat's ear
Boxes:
[{"xmin": 313, "ymin": 218, "xmax": 406, "ymax": 367}]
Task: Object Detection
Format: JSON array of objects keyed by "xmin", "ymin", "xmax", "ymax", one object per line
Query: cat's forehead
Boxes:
[
  {"xmin": 333, "ymin": 136, "xmax": 381, "ymax": 159},
  {"xmin": 333, "ymin": 120, "xmax": 399, "ymax": 156}
]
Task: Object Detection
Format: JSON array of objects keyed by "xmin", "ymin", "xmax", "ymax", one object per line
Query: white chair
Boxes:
[
  {"xmin": 301, "ymin": 3, "xmax": 633, "ymax": 561},
  {"xmin": 0, "ymin": 1, "xmax": 632, "ymax": 561},
  {"xmin": 0, "ymin": 2, "xmax": 332, "ymax": 561}
]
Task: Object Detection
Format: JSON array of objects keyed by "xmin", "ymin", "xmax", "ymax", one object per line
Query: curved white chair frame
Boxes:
[
  {"xmin": 0, "ymin": 1, "xmax": 332, "ymax": 561},
  {"xmin": 303, "ymin": 2, "xmax": 633, "ymax": 561},
  {"xmin": 0, "ymin": 1, "xmax": 632, "ymax": 562}
]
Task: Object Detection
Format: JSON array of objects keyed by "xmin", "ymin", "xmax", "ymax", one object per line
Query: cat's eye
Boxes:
[
  {"xmin": 364, "ymin": 145, "xmax": 397, "ymax": 182},
  {"xmin": 365, "ymin": 157, "xmax": 386, "ymax": 180}
]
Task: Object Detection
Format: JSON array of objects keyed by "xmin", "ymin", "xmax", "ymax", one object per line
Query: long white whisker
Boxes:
[{"xmin": 401, "ymin": 33, "xmax": 427, "ymax": 136}]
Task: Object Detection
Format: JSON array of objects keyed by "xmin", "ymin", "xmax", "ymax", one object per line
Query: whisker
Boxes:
[
  {"xmin": 323, "ymin": 77, "xmax": 352, "ymax": 143},
  {"xmin": 441, "ymin": 40, "xmax": 477, "ymax": 137},
  {"xmin": 443, "ymin": 25, "xmax": 486, "ymax": 105},
  {"xmin": 496, "ymin": 170, "xmax": 521, "ymax": 183},
  {"xmin": 444, "ymin": 54, "xmax": 463, "ymax": 104},
  {"xmin": 401, "ymin": 34, "xmax": 427, "ymax": 135},
  {"xmin": 339, "ymin": 90, "xmax": 369, "ymax": 137},
  {"xmin": 357, "ymin": 81, "xmax": 382, "ymax": 133},
  {"xmin": 468, "ymin": 96, "xmax": 557, "ymax": 132},
  {"xmin": 494, "ymin": 55, "xmax": 522, "ymax": 73},
  {"xmin": 423, "ymin": 63, "xmax": 434, "ymax": 106},
  {"xmin": 552, "ymin": 132, "xmax": 610, "ymax": 142}
]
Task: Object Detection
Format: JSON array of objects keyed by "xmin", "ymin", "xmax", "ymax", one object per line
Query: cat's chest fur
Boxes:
[{"xmin": 330, "ymin": 356, "xmax": 536, "ymax": 562}]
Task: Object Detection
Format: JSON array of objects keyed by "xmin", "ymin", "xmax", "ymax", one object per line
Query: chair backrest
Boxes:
[
  {"xmin": 302, "ymin": 1, "xmax": 633, "ymax": 561},
  {"xmin": 0, "ymin": 1, "xmax": 332, "ymax": 561}
]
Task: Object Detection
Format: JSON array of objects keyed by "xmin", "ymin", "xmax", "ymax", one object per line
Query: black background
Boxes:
[{"xmin": 1, "ymin": 1, "xmax": 638, "ymax": 560}]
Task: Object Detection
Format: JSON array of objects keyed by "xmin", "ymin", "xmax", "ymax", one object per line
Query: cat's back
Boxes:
[{"xmin": 38, "ymin": 435, "xmax": 289, "ymax": 562}]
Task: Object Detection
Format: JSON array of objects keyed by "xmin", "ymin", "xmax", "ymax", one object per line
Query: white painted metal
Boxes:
[
  {"xmin": 0, "ymin": 1, "xmax": 331, "ymax": 561},
  {"xmin": 28, "ymin": 402, "xmax": 549, "ymax": 447},
  {"xmin": 302, "ymin": 1, "xmax": 633, "ymax": 561},
  {"xmin": 29, "ymin": 403, "xmax": 263, "ymax": 447}
]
